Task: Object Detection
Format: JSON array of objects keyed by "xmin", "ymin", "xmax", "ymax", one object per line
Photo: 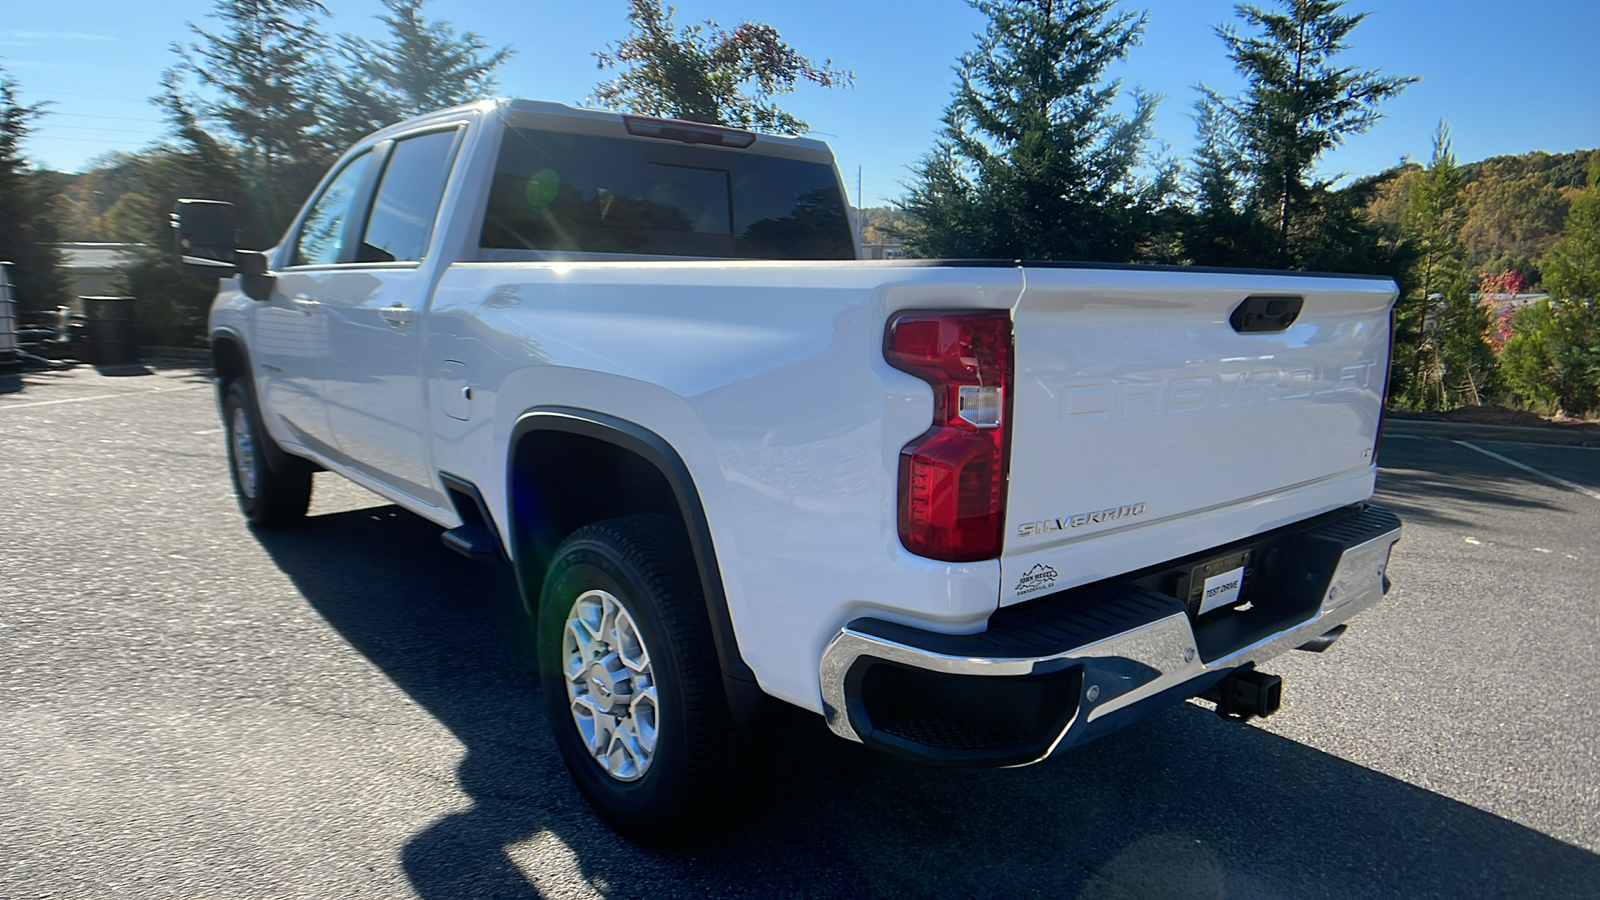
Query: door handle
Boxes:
[
  {"xmin": 379, "ymin": 302, "xmax": 414, "ymax": 326},
  {"xmin": 292, "ymin": 294, "xmax": 320, "ymax": 315}
]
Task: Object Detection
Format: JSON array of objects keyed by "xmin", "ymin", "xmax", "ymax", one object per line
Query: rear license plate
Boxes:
[{"xmin": 1184, "ymin": 550, "xmax": 1252, "ymax": 618}]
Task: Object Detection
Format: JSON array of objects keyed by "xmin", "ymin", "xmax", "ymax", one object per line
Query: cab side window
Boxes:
[
  {"xmin": 291, "ymin": 151, "xmax": 373, "ymax": 267},
  {"xmin": 358, "ymin": 129, "xmax": 461, "ymax": 263}
]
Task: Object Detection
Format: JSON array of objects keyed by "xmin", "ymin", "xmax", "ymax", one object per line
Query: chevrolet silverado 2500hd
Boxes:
[{"xmin": 175, "ymin": 98, "xmax": 1403, "ymax": 837}]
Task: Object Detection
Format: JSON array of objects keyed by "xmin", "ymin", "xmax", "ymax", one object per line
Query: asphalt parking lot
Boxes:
[{"xmin": 2, "ymin": 365, "xmax": 1597, "ymax": 899}]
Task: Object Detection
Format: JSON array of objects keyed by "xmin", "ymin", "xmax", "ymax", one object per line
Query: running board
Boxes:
[
  {"xmin": 437, "ymin": 472, "xmax": 507, "ymax": 564},
  {"xmin": 442, "ymin": 524, "xmax": 501, "ymax": 563}
]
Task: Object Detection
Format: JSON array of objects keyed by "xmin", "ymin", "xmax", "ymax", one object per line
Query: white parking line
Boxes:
[
  {"xmin": 1455, "ymin": 440, "xmax": 1600, "ymax": 502},
  {"xmin": 0, "ymin": 384, "xmax": 207, "ymax": 411}
]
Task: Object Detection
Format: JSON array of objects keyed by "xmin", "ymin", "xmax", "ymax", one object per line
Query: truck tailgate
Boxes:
[{"xmin": 1001, "ymin": 266, "xmax": 1397, "ymax": 605}]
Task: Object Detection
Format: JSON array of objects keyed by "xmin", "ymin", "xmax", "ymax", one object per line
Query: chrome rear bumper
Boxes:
[{"xmin": 819, "ymin": 504, "xmax": 1401, "ymax": 767}]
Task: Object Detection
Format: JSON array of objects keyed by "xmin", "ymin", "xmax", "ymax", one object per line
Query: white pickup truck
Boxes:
[{"xmin": 176, "ymin": 98, "xmax": 1402, "ymax": 838}]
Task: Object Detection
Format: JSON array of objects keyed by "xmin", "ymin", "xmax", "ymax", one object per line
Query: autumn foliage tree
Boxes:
[
  {"xmin": 591, "ymin": 0, "xmax": 852, "ymax": 134},
  {"xmin": 1479, "ymin": 268, "xmax": 1524, "ymax": 353}
]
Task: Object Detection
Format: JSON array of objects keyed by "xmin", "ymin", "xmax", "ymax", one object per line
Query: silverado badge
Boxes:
[{"xmin": 1017, "ymin": 502, "xmax": 1148, "ymax": 538}]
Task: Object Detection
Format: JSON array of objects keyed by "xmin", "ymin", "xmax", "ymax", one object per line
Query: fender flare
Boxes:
[
  {"xmin": 211, "ymin": 328, "xmax": 305, "ymax": 476},
  {"xmin": 507, "ymin": 407, "xmax": 757, "ymax": 692}
]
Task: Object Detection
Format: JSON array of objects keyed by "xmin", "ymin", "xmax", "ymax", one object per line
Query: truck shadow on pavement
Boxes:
[{"xmin": 255, "ymin": 504, "xmax": 1600, "ymax": 900}]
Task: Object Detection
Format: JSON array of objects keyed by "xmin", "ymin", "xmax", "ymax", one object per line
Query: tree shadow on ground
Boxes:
[
  {"xmin": 146, "ymin": 363, "xmax": 215, "ymax": 384},
  {"xmin": 8, "ymin": 363, "xmax": 214, "ymax": 392},
  {"xmin": 256, "ymin": 505, "xmax": 1600, "ymax": 900},
  {"xmin": 1375, "ymin": 438, "xmax": 1566, "ymax": 529}
]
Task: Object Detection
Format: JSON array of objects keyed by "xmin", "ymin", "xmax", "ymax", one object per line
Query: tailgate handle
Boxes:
[{"xmin": 1230, "ymin": 295, "xmax": 1304, "ymax": 333}]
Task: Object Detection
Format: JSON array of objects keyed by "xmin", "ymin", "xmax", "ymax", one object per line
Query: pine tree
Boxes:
[
  {"xmin": 0, "ymin": 65, "xmax": 68, "ymax": 310},
  {"xmin": 591, "ymin": 0, "xmax": 851, "ymax": 135},
  {"xmin": 1541, "ymin": 152, "xmax": 1600, "ymax": 302},
  {"xmin": 1389, "ymin": 124, "xmax": 1497, "ymax": 409},
  {"xmin": 1204, "ymin": 0, "xmax": 1414, "ymax": 268},
  {"xmin": 1403, "ymin": 124, "xmax": 1467, "ymax": 305},
  {"xmin": 329, "ymin": 0, "xmax": 514, "ymax": 145},
  {"xmin": 163, "ymin": 0, "xmax": 337, "ymax": 239},
  {"xmin": 1185, "ymin": 89, "xmax": 1270, "ymax": 266},
  {"xmin": 1502, "ymin": 155, "xmax": 1600, "ymax": 415},
  {"xmin": 898, "ymin": 0, "xmax": 1173, "ymax": 261},
  {"xmin": 1500, "ymin": 296, "xmax": 1600, "ymax": 417}
]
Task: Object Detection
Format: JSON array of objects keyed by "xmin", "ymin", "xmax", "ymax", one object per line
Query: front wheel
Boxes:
[
  {"xmin": 222, "ymin": 378, "xmax": 312, "ymax": 527},
  {"xmin": 538, "ymin": 515, "xmax": 739, "ymax": 840}
]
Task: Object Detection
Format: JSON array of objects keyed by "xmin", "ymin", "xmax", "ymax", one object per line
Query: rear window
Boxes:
[{"xmin": 480, "ymin": 127, "xmax": 853, "ymax": 259}]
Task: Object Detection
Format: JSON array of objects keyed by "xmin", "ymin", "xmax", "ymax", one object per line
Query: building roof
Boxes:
[{"xmin": 48, "ymin": 243, "xmax": 145, "ymax": 272}]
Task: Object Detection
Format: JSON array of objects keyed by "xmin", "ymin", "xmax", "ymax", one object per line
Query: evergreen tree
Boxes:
[
  {"xmin": 1404, "ymin": 124, "xmax": 1466, "ymax": 304},
  {"xmin": 898, "ymin": 0, "xmax": 1174, "ymax": 261},
  {"xmin": 1199, "ymin": 0, "xmax": 1414, "ymax": 268},
  {"xmin": 1540, "ymin": 152, "xmax": 1600, "ymax": 301},
  {"xmin": 1499, "ymin": 297, "xmax": 1600, "ymax": 417},
  {"xmin": 109, "ymin": 139, "xmax": 252, "ymax": 347},
  {"xmin": 163, "ymin": 0, "xmax": 338, "ymax": 241},
  {"xmin": 1390, "ymin": 124, "xmax": 1496, "ymax": 408},
  {"xmin": 591, "ymin": 0, "xmax": 851, "ymax": 135},
  {"xmin": 1185, "ymin": 89, "xmax": 1270, "ymax": 265},
  {"xmin": 1502, "ymin": 155, "xmax": 1600, "ymax": 415},
  {"xmin": 0, "ymin": 65, "xmax": 68, "ymax": 310},
  {"xmin": 329, "ymin": 0, "xmax": 514, "ymax": 146}
]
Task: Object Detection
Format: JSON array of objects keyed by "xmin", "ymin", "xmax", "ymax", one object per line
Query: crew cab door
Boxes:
[
  {"xmin": 256, "ymin": 148, "xmax": 377, "ymax": 455},
  {"xmin": 316, "ymin": 125, "xmax": 465, "ymax": 508}
]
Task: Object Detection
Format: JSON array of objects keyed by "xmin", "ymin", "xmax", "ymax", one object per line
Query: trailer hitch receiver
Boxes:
[{"xmin": 1210, "ymin": 668, "xmax": 1282, "ymax": 722}]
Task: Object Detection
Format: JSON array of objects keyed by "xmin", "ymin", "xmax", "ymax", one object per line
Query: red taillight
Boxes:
[{"xmin": 885, "ymin": 310, "xmax": 1013, "ymax": 562}]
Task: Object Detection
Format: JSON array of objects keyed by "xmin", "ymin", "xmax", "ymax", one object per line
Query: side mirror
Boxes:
[
  {"xmin": 172, "ymin": 199, "xmax": 238, "ymax": 278},
  {"xmin": 235, "ymin": 250, "xmax": 275, "ymax": 302}
]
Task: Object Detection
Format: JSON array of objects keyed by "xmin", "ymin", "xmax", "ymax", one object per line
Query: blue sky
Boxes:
[{"xmin": 4, "ymin": 0, "xmax": 1598, "ymax": 206}]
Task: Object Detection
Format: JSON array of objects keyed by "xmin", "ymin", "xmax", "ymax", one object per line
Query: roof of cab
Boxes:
[{"xmin": 361, "ymin": 97, "xmax": 835, "ymax": 162}]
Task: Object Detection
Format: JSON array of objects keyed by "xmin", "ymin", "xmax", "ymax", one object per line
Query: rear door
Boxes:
[
  {"xmin": 1000, "ymin": 266, "xmax": 1397, "ymax": 604},
  {"xmin": 317, "ymin": 125, "xmax": 465, "ymax": 508}
]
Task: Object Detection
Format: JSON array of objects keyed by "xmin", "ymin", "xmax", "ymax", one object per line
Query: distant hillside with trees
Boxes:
[{"xmin": 1366, "ymin": 147, "xmax": 1594, "ymax": 289}]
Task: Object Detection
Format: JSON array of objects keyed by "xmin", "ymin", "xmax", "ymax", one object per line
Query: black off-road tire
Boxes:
[
  {"xmin": 538, "ymin": 514, "xmax": 740, "ymax": 841},
  {"xmin": 222, "ymin": 378, "xmax": 313, "ymax": 528}
]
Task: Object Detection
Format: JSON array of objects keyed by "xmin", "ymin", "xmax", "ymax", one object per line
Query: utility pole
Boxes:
[{"xmin": 857, "ymin": 165, "xmax": 864, "ymax": 250}]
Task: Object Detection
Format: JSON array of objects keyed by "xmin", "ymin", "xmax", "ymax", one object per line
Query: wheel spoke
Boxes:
[
  {"xmin": 563, "ymin": 620, "xmax": 598, "ymax": 681},
  {"xmin": 573, "ymin": 592, "xmax": 606, "ymax": 642},
  {"xmin": 608, "ymin": 725, "xmax": 646, "ymax": 779},
  {"xmin": 598, "ymin": 593, "xmax": 620, "ymax": 649},
  {"xmin": 569, "ymin": 697, "xmax": 603, "ymax": 754},
  {"xmin": 615, "ymin": 610, "xmax": 649, "ymax": 673},
  {"xmin": 630, "ymin": 687, "xmax": 658, "ymax": 753}
]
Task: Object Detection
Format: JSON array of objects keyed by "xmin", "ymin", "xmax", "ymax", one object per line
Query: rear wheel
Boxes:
[
  {"xmin": 538, "ymin": 515, "xmax": 739, "ymax": 840},
  {"xmin": 223, "ymin": 378, "xmax": 312, "ymax": 527}
]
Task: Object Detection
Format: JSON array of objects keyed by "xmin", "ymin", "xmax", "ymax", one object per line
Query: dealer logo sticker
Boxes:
[{"xmin": 1015, "ymin": 563, "xmax": 1059, "ymax": 596}]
